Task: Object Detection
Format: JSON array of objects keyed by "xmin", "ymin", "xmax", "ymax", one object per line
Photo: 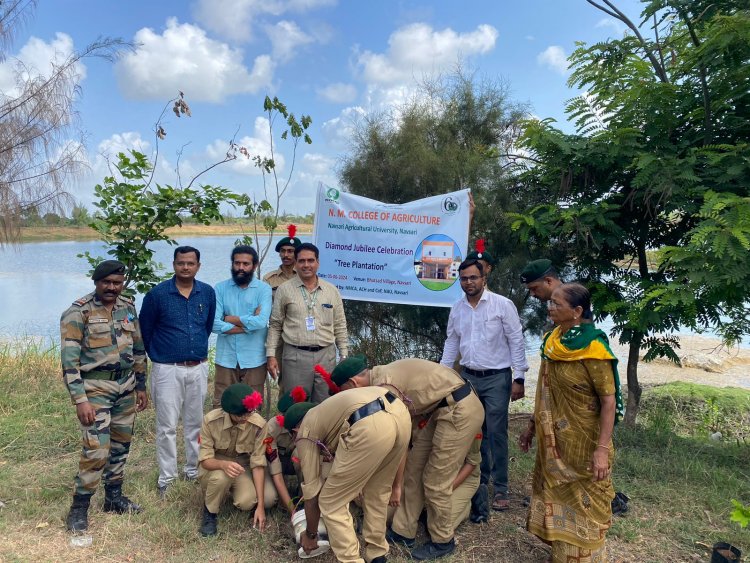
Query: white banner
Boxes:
[{"xmin": 313, "ymin": 186, "xmax": 470, "ymax": 307}]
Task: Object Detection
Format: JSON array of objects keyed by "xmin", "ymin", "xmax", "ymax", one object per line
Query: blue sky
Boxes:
[{"xmin": 4, "ymin": 0, "xmax": 644, "ymax": 215}]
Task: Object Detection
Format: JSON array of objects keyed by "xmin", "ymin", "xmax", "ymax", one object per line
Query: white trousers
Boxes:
[{"xmin": 150, "ymin": 361, "xmax": 208, "ymax": 487}]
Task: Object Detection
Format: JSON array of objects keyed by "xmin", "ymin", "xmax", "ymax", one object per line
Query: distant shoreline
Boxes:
[{"xmin": 18, "ymin": 223, "xmax": 314, "ymax": 242}]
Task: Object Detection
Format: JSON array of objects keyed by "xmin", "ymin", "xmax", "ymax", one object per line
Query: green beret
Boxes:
[
  {"xmin": 331, "ymin": 354, "xmax": 368, "ymax": 387},
  {"xmin": 91, "ymin": 260, "xmax": 126, "ymax": 281},
  {"xmin": 520, "ymin": 259, "xmax": 553, "ymax": 284},
  {"xmin": 283, "ymin": 402, "xmax": 315, "ymax": 431},
  {"xmin": 275, "ymin": 237, "xmax": 302, "ymax": 252},
  {"xmin": 221, "ymin": 383, "xmax": 256, "ymax": 415},
  {"xmin": 466, "ymin": 250, "xmax": 496, "ymax": 266},
  {"xmin": 277, "ymin": 386, "xmax": 308, "ymax": 413}
]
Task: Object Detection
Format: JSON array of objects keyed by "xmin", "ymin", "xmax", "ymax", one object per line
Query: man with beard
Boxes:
[{"xmin": 212, "ymin": 245, "xmax": 273, "ymax": 406}]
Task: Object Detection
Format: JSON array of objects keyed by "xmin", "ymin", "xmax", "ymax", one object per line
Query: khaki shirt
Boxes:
[
  {"xmin": 466, "ymin": 431, "xmax": 482, "ymax": 470},
  {"xmin": 263, "ymin": 266, "xmax": 296, "ymax": 294},
  {"xmin": 370, "ymin": 359, "xmax": 464, "ymax": 416},
  {"xmin": 60, "ymin": 292, "xmax": 147, "ymax": 404},
  {"xmin": 265, "ymin": 275, "xmax": 349, "ymax": 357},
  {"xmin": 264, "ymin": 415, "xmax": 295, "ymax": 475},
  {"xmin": 199, "ymin": 409, "xmax": 268, "ymax": 469},
  {"xmin": 297, "ymin": 387, "xmax": 394, "ymax": 500}
]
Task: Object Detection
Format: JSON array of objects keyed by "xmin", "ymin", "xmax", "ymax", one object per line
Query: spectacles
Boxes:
[{"xmin": 459, "ymin": 275, "xmax": 482, "ymax": 283}]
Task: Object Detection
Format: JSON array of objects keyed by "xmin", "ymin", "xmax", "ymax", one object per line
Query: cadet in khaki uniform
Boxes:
[
  {"xmin": 263, "ymin": 225, "xmax": 300, "ymax": 370},
  {"xmin": 285, "ymin": 386, "xmax": 411, "ymax": 563},
  {"xmin": 198, "ymin": 384, "xmax": 277, "ymax": 536},
  {"xmin": 332, "ymin": 356, "xmax": 484, "ymax": 561},
  {"xmin": 449, "ymin": 432, "xmax": 481, "ymax": 530},
  {"xmin": 264, "ymin": 386, "xmax": 309, "ymax": 514},
  {"xmin": 61, "ymin": 260, "xmax": 148, "ymax": 532}
]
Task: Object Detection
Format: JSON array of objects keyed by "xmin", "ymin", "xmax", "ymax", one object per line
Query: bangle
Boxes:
[
  {"xmin": 305, "ymin": 529, "xmax": 318, "ymax": 539},
  {"xmin": 596, "ymin": 444, "xmax": 610, "ymax": 451}
]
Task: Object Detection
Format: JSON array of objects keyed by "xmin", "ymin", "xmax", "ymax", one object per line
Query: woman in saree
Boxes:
[{"xmin": 519, "ymin": 283, "xmax": 624, "ymax": 563}]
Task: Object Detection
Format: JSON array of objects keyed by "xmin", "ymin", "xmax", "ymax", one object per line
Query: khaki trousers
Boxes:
[
  {"xmin": 319, "ymin": 401, "xmax": 411, "ymax": 563},
  {"xmin": 199, "ymin": 465, "xmax": 278, "ymax": 514},
  {"xmin": 281, "ymin": 344, "xmax": 336, "ymax": 403},
  {"xmin": 212, "ymin": 364, "xmax": 267, "ymax": 408},
  {"xmin": 391, "ymin": 393, "xmax": 484, "ymax": 543}
]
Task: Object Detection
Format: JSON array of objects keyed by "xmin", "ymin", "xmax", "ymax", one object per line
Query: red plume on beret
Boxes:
[
  {"xmin": 288, "ymin": 224, "xmax": 297, "ymax": 239},
  {"xmin": 275, "ymin": 414, "xmax": 285, "ymax": 427},
  {"xmin": 314, "ymin": 364, "xmax": 340, "ymax": 394},
  {"xmin": 475, "ymin": 239, "xmax": 486, "ymax": 253},
  {"xmin": 242, "ymin": 391, "xmax": 263, "ymax": 412},
  {"xmin": 290, "ymin": 386, "xmax": 307, "ymax": 403}
]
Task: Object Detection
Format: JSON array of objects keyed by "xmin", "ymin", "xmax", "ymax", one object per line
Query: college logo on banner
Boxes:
[{"xmin": 312, "ymin": 185, "xmax": 470, "ymax": 307}]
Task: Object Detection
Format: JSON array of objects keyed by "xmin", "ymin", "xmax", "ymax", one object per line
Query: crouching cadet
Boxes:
[
  {"xmin": 285, "ymin": 385, "xmax": 411, "ymax": 563},
  {"xmin": 331, "ymin": 356, "xmax": 484, "ymax": 561},
  {"xmin": 198, "ymin": 384, "xmax": 277, "ymax": 536}
]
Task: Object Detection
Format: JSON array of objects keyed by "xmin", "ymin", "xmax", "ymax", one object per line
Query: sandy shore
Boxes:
[{"xmin": 522, "ymin": 334, "xmax": 750, "ymax": 401}]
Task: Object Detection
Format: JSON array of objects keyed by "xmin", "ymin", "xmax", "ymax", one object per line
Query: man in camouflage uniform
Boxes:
[{"xmin": 61, "ymin": 260, "xmax": 148, "ymax": 532}]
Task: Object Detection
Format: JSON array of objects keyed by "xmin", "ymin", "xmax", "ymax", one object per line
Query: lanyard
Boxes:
[{"xmin": 299, "ymin": 285, "xmax": 320, "ymax": 316}]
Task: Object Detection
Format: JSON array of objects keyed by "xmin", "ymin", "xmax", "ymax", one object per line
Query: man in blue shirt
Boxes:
[
  {"xmin": 211, "ymin": 245, "xmax": 272, "ymax": 407},
  {"xmin": 139, "ymin": 246, "xmax": 216, "ymax": 497}
]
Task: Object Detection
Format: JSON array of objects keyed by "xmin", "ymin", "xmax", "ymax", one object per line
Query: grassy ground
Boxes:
[
  {"xmin": 0, "ymin": 341, "xmax": 748, "ymax": 562},
  {"xmin": 18, "ymin": 223, "xmax": 314, "ymax": 242}
]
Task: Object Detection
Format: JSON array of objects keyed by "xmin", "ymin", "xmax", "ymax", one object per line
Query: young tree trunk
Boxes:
[{"xmin": 624, "ymin": 332, "xmax": 643, "ymax": 427}]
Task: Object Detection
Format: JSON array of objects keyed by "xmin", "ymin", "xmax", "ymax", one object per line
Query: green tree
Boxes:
[
  {"xmin": 234, "ymin": 95, "xmax": 312, "ymax": 277},
  {"xmin": 512, "ymin": 0, "xmax": 750, "ymax": 424},
  {"xmin": 70, "ymin": 201, "xmax": 90, "ymax": 226},
  {"xmin": 339, "ymin": 72, "xmax": 529, "ymax": 364}
]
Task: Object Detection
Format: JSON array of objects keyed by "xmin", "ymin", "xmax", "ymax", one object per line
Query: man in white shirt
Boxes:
[{"xmin": 440, "ymin": 258, "xmax": 528, "ymax": 512}]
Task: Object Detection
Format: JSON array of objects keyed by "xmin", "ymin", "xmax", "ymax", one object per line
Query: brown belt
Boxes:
[{"xmin": 173, "ymin": 359, "xmax": 207, "ymax": 367}]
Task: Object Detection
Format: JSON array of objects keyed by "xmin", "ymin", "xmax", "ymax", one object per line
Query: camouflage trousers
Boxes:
[{"xmin": 74, "ymin": 374, "xmax": 136, "ymax": 496}]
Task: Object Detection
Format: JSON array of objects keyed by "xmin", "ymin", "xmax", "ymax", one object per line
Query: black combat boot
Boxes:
[
  {"xmin": 199, "ymin": 505, "xmax": 218, "ymax": 537},
  {"xmin": 66, "ymin": 493, "xmax": 91, "ymax": 531},
  {"xmin": 103, "ymin": 483, "xmax": 143, "ymax": 514}
]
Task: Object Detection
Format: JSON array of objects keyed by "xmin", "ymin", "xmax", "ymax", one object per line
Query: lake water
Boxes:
[
  {"xmin": 1, "ymin": 236, "xmax": 746, "ymax": 350},
  {"xmin": 0, "ymin": 235, "xmax": 291, "ymax": 341}
]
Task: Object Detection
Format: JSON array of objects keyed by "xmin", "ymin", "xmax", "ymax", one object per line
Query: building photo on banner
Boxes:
[{"xmin": 313, "ymin": 185, "xmax": 470, "ymax": 307}]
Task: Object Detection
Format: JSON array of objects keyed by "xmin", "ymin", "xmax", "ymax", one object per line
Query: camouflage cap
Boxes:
[
  {"xmin": 331, "ymin": 354, "xmax": 368, "ymax": 386},
  {"xmin": 520, "ymin": 259, "xmax": 553, "ymax": 284},
  {"xmin": 283, "ymin": 402, "xmax": 316, "ymax": 431},
  {"xmin": 92, "ymin": 260, "xmax": 126, "ymax": 281}
]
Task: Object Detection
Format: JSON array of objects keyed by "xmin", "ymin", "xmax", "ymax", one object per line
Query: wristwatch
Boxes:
[
  {"xmin": 305, "ymin": 529, "xmax": 318, "ymax": 540},
  {"xmin": 513, "ymin": 378, "xmax": 525, "ymax": 385}
]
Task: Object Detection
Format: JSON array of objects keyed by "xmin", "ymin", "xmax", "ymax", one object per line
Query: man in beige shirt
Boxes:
[
  {"xmin": 266, "ymin": 242, "xmax": 348, "ymax": 402},
  {"xmin": 284, "ymin": 387, "xmax": 411, "ymax": 563}
]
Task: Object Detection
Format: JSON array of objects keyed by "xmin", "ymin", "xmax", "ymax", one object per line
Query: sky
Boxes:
[{"xmin": 3, "ymin": 0, "xmax": 645, "ymax": 216}]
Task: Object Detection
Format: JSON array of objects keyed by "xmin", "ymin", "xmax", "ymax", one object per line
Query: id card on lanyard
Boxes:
[{"xmin": 300, "ymin": 286, "xmax": 319, "ymax": 332}]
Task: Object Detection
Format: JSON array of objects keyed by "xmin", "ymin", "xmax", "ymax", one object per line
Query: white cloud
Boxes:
[
  {"xmin": 204, "ymin": 116, "xmax": 286, "ymax": 176},
  {"xmin": 0, "ymin": 32, "xmax": 84, "ymax": 97},
  {"xmin": 192, "ymin": 0, "xmax": 336, "ymax": 43},
  {"xmin": 266, "ymin": 20, "xmax": 314, "ymax": 62},
  {"xmin": 537, "ymin": 45, "xmax": 568, "ymax": 75},
  {"xmin": 301, "ymin": 152, "xmax": 335, "ymax": 176},
  {"xmin": 322, "ymin": 106, "xmax": 366, "ymax": 150},
  {"xmin": 317, "ymin": 82, "xmax": 357, "ymax": 104},
  {"xmin": 115, "ymin": 18, "xmax": 275, "ymax": 102},
  {"xmin": 595, "ymin": 18, "xmax": 627, "ymax": 37},
  {"xmin": 356, "ymin": 23, "xmax": 498, "ymax": 86}
]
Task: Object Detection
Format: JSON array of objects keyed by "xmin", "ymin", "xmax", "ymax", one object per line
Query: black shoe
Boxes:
[
  {"xmin": 199, "ymin": 505, "xmax": 218, "ymax": 537},
  {"xmin": 103, "ymin": 483, "xmax": 143, "ymax": 514},
  {"xmin": 66, "ymin": 494, "xmax": 91, "ymax": 532},
  {"xmin": 385, "ymin": 527, "xmax": 415, "ymax": 548},
  {"xmin": 370, "ymin": 557, "xmax": 387, "ymax": 563},
  {"xmin": 411, "ymin": 539, "xmax": 456, "ymax": 561},
  {"xmin": 157, "ymin": 483, "xmax": 170, "ymax": 500},
  {"xmin": 470, "ymin": 483, "xmax": 489, "ymax": 523},
  {"xmin": 612, "ymin": 491, "xmax": 629, "ymax": 516}
]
